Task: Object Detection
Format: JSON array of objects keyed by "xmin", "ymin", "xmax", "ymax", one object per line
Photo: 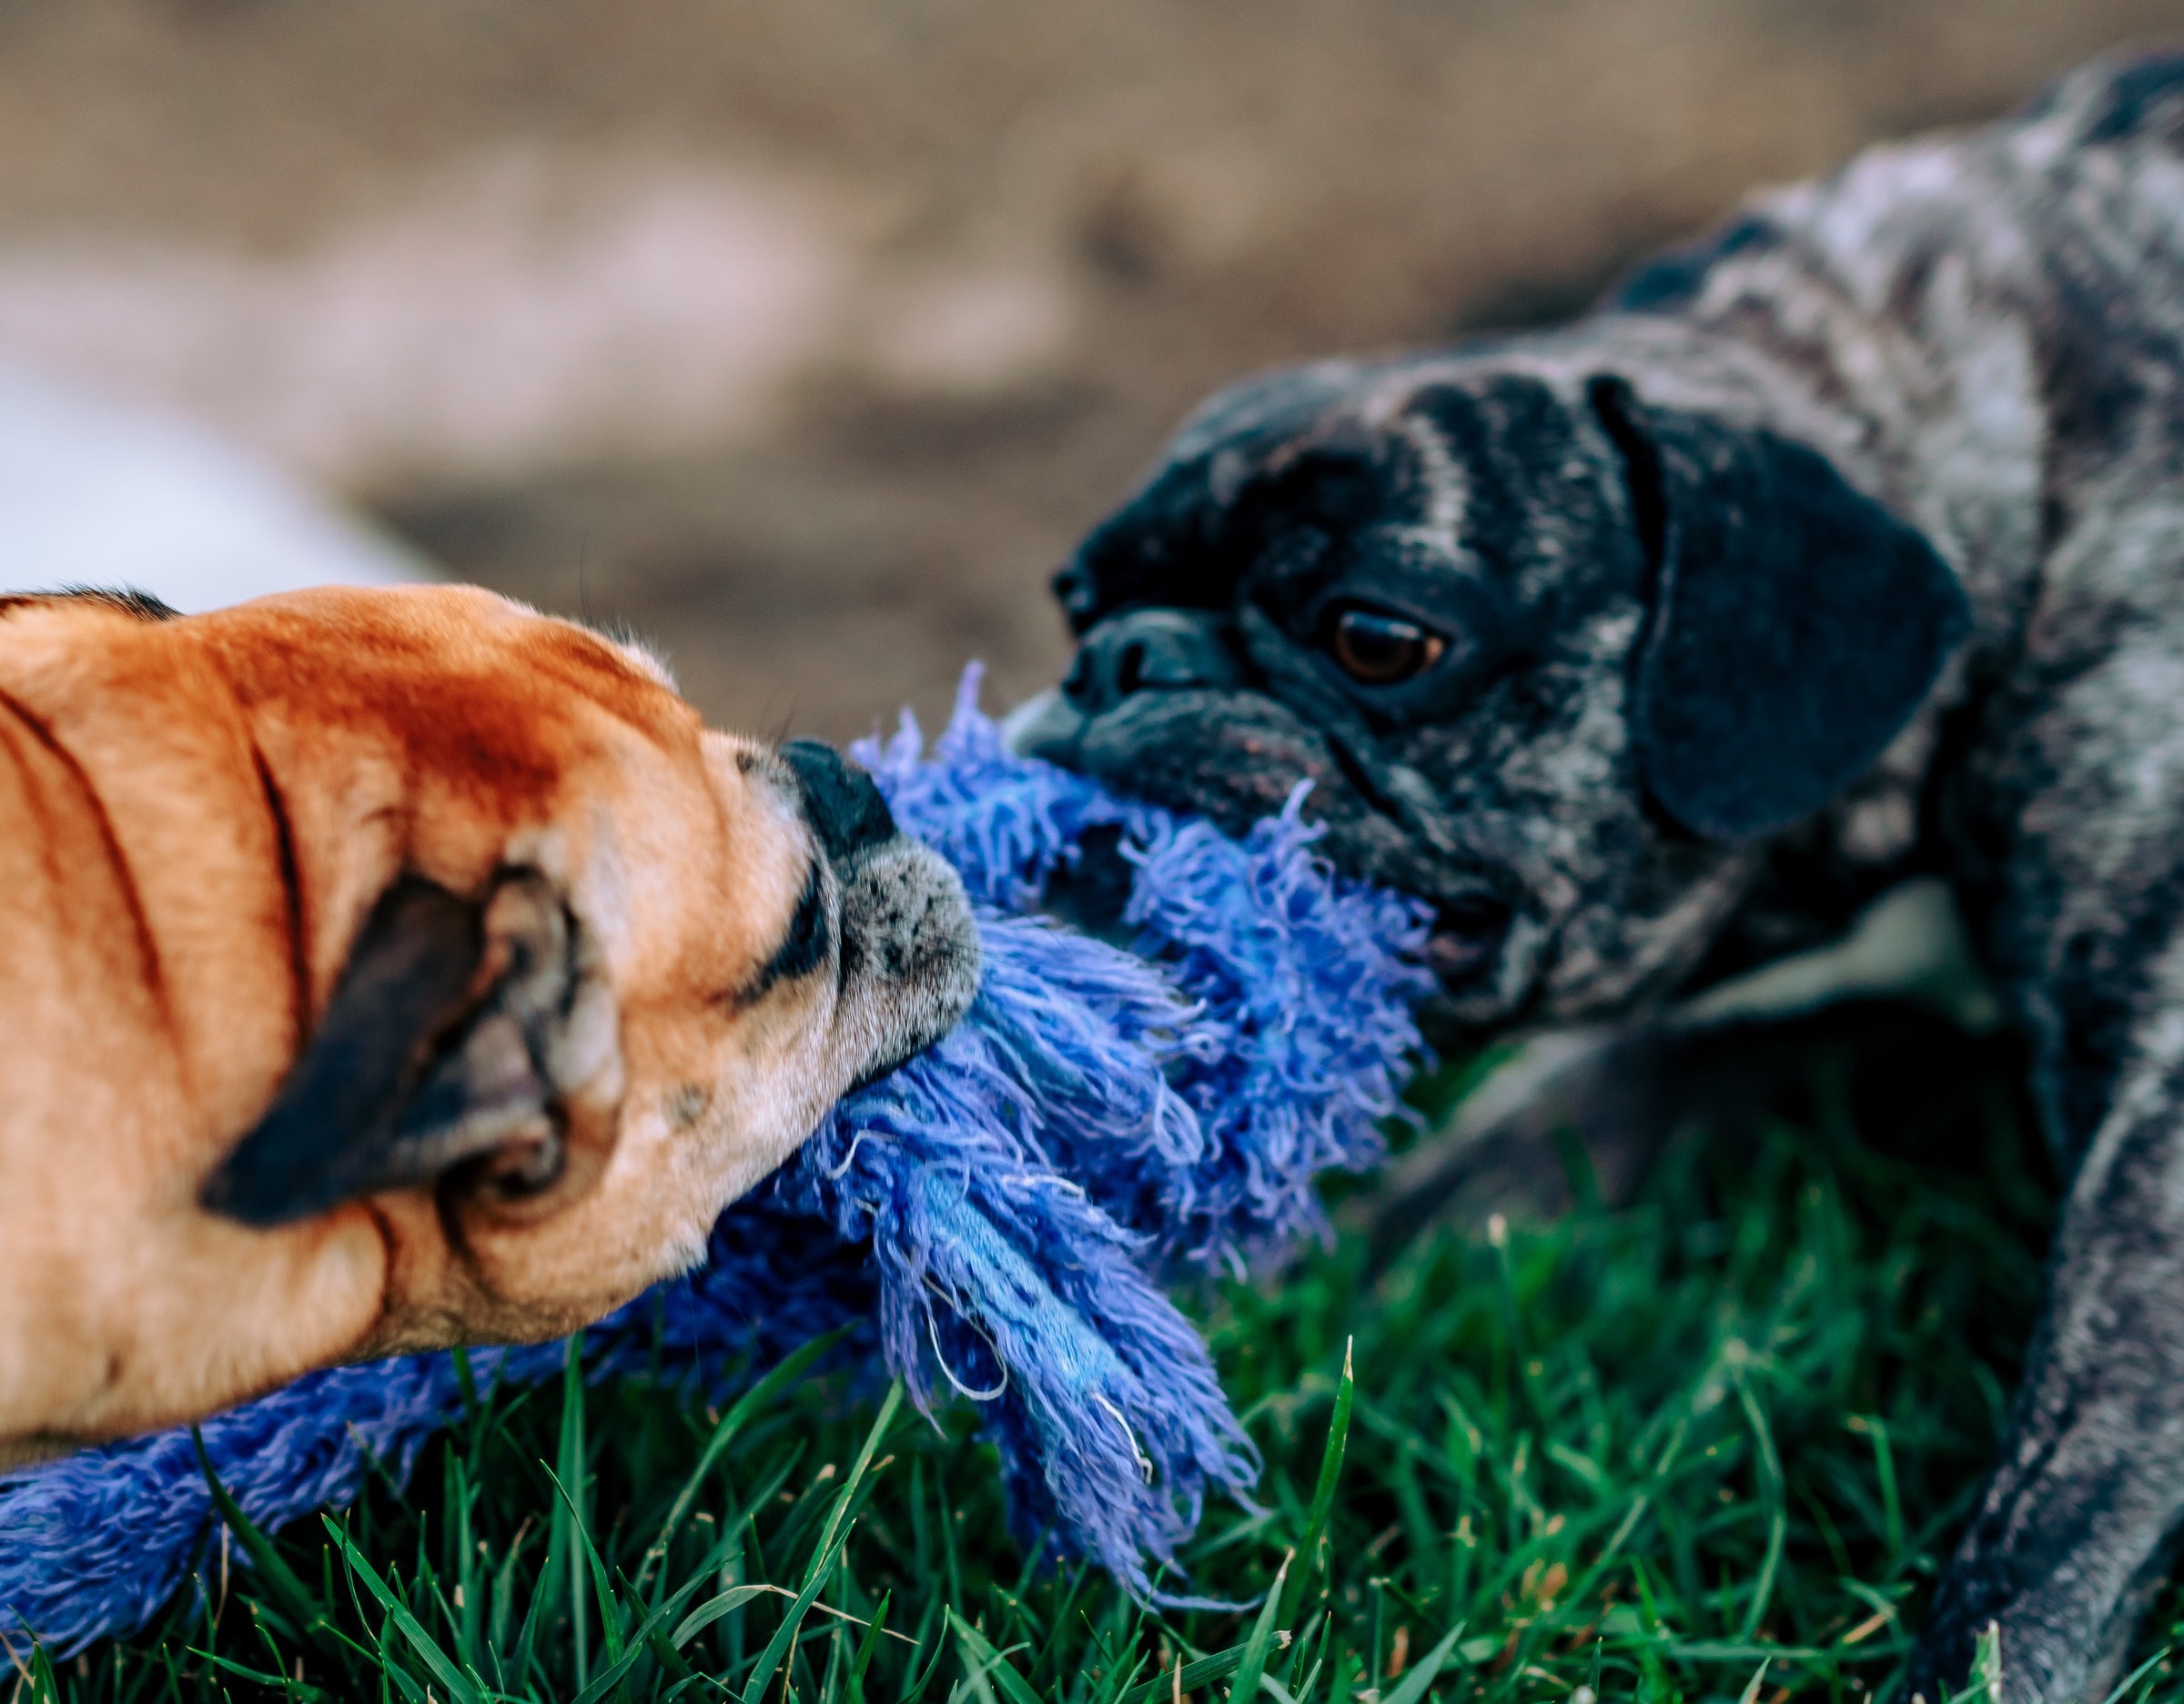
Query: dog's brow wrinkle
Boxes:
[
  {"xmin": 249, "ymin": 743, "xmax": 309, "ymax": 1055},
  {"xmin": 0, "ymin": 683, "xmax": 170, "ymax": 1028},
  {"xmin": 1397, "ymin": 412, "xmax": 1469, "ymax": 537}
]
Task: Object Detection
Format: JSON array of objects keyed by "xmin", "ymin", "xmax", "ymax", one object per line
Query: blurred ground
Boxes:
[{"xmin": 0, "ymin": 0, "xmax": 2179, "ymax": 739}]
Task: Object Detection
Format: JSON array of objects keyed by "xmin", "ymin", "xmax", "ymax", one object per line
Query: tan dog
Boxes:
[{"xmin": 0, "ymin": 583, "xmax": 978, "ymax": 1467}]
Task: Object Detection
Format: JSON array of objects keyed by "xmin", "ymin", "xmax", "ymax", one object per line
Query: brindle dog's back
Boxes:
[{"xmin": 1629, "ymin": 63, "xmax": 2184, "ymax": 1693}]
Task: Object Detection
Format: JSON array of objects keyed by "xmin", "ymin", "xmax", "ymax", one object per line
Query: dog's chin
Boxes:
[
  {"xmin": 1419, "ymin": 912, "xmax": 1551, "ymax": 1044},
  {"xmin": 834, "ymin": 836, "xmax": 982, "ymax": 1089}
]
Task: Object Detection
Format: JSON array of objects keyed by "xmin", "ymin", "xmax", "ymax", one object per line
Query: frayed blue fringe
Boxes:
[{"xmin": 0, "ymin": 666, "xmax": 1432, "ymax": 1650}]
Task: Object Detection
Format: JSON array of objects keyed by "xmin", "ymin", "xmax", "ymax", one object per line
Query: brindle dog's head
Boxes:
[{"xmin": 1018, "ymin": 348, "xmax": 1972, "ymax": 1035}]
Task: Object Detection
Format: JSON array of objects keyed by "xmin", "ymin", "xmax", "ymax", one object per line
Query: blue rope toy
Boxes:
[{"xmin": 0, "ymin": 668, "xmax": 1432, "ymax": 1652}]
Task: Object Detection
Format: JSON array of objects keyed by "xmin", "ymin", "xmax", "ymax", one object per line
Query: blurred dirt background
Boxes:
[{"xmin": 0, "ymin": 0, "xmax": 2179, "ymax": 740}]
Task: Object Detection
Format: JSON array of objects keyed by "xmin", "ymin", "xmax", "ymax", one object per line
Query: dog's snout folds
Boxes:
[{"xmin": 1060, "ymin": 609, "xmax": 1242, "ymax": 718}]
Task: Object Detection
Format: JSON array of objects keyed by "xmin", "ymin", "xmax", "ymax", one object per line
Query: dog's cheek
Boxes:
[
  {"xmin": 431, "ymin": 1099, "xmax": 737, "ymax": 1341},
  {"xmin": 406, "ymin": 993, "xmax": 834, "ymax": 1346},
  {"xmin": 343, "ymin": 1054, "xmax": 629, "ymax": 1356},
  {"xmin": 693, "ymin": 994, "xmax": 857, "ymax": 1196},
  {"xmin": 350, "ymin": 1190, "xmax": 490, "ymax": 1355},
  {"xmin": 101, "ymin": 1210, "xmax": 390, "ymax": 1437}
]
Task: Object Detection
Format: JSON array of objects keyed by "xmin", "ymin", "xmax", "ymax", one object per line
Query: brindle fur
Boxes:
[{"xmin": 1021, "ymin": 52, "xmax": 2184, "ymax": 1700}]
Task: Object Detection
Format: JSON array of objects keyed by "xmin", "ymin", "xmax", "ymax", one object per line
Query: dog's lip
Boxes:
[
  {"xmin": 1015, "ymin": 681, "xmax": 1520, "ymax": 993},
  {"xmin": 1425, "ymin": 892, "xmax": 1512, "ymax": 986}
]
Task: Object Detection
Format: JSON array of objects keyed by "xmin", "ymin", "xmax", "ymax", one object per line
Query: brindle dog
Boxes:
[{"xmin": 1015, "ymin": 50, "xmax": 2184, "ymax": 1702}]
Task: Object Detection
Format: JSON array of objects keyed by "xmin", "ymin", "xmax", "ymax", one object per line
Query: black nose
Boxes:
[
  {"xmin": 1059, "ymin": 609, "xmax": 1242, "ymax": 718},
  {"xmin": 781, "ymin": 739, "xmax": 897, "ymax": 862}
]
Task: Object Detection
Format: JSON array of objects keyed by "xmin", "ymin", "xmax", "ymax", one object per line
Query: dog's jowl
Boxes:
[{"xmin": 1019, "ymin": 49, "xmax": 2184, "ymax": 1703}]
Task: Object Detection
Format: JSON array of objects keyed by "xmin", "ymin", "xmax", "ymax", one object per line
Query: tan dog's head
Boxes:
[
  {"xmin": 194, "ymin": 589, "xmax": 984, "ymax": 1356},
  {"xmin": 0, "ymin": 585, "xmax": 976, "ymax": 1455}
]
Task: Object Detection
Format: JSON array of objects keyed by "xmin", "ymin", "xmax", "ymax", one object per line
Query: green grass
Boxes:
[{"xmin": 21, "ymin": 1039, "xmax": 2180, "ymax": 1703}]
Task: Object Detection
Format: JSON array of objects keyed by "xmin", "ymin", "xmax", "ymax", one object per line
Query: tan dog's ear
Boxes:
[{"xmin": 203, "ymin": 871, "xmax": 594, "ymax": 1226}]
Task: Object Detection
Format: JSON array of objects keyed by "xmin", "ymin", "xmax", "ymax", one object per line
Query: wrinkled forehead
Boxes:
[{"xmin": 1058, "ymin": 351, "xmax": 1603, "ymax": 635}]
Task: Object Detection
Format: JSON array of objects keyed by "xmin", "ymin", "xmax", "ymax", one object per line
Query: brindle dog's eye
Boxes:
[{"xmin": 1326, "ymin": 605, "xmax": 1447, "ymax": 685}]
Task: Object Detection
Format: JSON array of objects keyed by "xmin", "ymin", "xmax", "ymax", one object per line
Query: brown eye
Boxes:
[{"xmin": 1328, "ymin": 606, "xmax": 1447, "ymax": 685}]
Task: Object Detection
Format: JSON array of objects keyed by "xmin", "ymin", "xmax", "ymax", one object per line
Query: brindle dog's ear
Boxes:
[
  {"xmin": 204, "ymin": 872, "xmax": 576, "ymax": 1226},
  {"xmin": 1587, "ymin": 376, "xmax": 1971, "ymax": 842}
]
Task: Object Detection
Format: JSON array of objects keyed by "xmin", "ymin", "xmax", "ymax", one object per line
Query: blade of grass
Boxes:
[
  {"xmin": 739, "ymin": 1381, "xmax": 902, "ymax": 1704},
  {"xmin": 1228, "ymin": 1549, "xmax": 1291, "ymax": 1704},
  {"xmin": 1278, "ymin": 1339, "xmax": 1353, "ymax": 1648},
  {"xmin": 189, "ymin": 1428, "xmax": 335, "ymax": 1656},
  {"xmin": 2098, "ymin": 1642, "xmax": 2171, "ymax": 1704},
  {"xmin": 1734, "ymin": 1370, "xmax": 1786, "ymax": 1641},
  {"xmin": 1377, "ymin": 1621, "xmax": 1467, "ymax": 1704},
  {"xmin": 319, "ymin": 1515, "xmax": 482, "ymax": 1704},
  {"xmin": 671, "ymin": 1584, "xmax": 774, "ymax": 1649},
  {"xmin": 1847, "ymin": 1415, "xmax": 1906, "ymax": 1567},
  {"xmin": 947, "ymin": 1607, "xmax": 1044, "ymax": 1704},
  {"xmin": 563, "ymin": 1558, "xmax": 726, "ymax": 1704},
  {"xmin": 899, "ymin": 1602, "xmax": 954, "ymax": 1704},
  {"xmin": 1113, "ymin": 1637, "xmax": 1286, "ymax": 1696},
  {"xmin": 450, "ymin": 1345, "xmax": 480, "ymax": 1428},
  {"xmin": 449, "ymin": 1454, "xmax": 482, "ymax": 1667},
  {"xmin": 188, "ymin": 1646, "xmax": 334, "ymax": 1702},
  {"xmin": 557, "ymin": 1336, "xmax": 592, "ymax": 1691},
  {"xmin": 513, "ymin": 1335, "xmax": 584, "ymax": 1688},
  {"xmin": 370, "ymin": 1604, "xmax": 434, "ymax": 1704},
  {"xmin": 543, "ymin": 1464, "xmax": 628, "ymax": 1672},
  {"xmin": 808, "ymin": 1382, "xmax": 901, "ymax": 1574},
  {"xmin": 848, "ymin": 1590, "xmax": 891, "ymax": 1704},
  {"xmin": 1956, "ymin": 1620, "xmax": 2005, "ymax": 1704},
  {"xmin": 637, "ymin": 1326, "xmax": 851, "ymax": 1597}
]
